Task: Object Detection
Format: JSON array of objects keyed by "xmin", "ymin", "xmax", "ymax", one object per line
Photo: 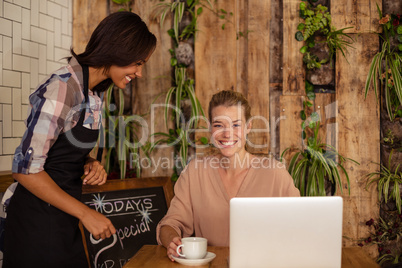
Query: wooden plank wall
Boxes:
[
  {"xmin": 283, "ymin": 0, "xmax": 305, "ymax": 95},
  {"xmin": 72, "ymin": 0, "xmax": 108, "ymax": 54},
  {"xmin": 336, "ymin": 33, "xmax": 380, "ymax": 255},
  {"xmin": 331, "ymin": 0, "xmax": 381, "ymax": 33},
  {"xmin": 195, "ymin": 0, "xmax": 271, "ymax": 155},
  {"xmin": 332, "ymin": 0, "xmax": 381, "ymax": 256}
]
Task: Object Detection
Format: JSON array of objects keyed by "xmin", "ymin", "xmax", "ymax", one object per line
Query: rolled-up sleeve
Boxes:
[
  {"xmin": 156, "ymin": 166, "xmax": 195, "ymax": 244},
  {"xmin": 12, "ymin": 73, "xmax": 77, "ymax": 174}
]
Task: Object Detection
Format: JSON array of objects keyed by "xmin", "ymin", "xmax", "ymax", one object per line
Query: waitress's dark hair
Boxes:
[{"xmin": 69, "ymin": 11, "xmax": 157, "ymax": 92}]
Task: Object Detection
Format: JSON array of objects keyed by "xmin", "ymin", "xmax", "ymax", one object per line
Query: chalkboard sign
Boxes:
[{"xmin": 80, "ymin": 177, "xmax": 173, "ymax": 268}]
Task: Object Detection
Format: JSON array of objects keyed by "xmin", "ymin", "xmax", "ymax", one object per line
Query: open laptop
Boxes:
[{"xmin": 229, "ymin": 197, "xmax": 343, "ymax": 268}]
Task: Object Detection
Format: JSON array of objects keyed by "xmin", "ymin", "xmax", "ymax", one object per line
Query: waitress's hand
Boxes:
[
  {"xmin": 83, "ymin": 158, "xmax": 107, "ymax": 185},
  {"xmin": 81, "ymin": 208, "xmax": 116, "ymax": 240},
  {"xmin": 167, "ymin": 236, "xmax": 182, "ymax": 261}
]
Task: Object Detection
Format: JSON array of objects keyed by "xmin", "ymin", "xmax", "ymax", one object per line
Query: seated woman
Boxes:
[{"xmin": 156, "ymin": 90, "xmax": 300, "ymax": 261}]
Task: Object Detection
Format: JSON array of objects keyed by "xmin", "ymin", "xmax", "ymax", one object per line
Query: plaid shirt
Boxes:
[{"xmin": 12, "ymin": 57, "xmax": 103, "ymax": 174}]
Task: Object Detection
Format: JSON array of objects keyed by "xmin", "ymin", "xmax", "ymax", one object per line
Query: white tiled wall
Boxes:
[{"xmin": 0, "ymin": 0, "xmax": 72, "ymax": 172}]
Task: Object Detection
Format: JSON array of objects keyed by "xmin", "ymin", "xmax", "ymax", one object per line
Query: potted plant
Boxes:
[
  {"xmin": 149, "ymin": 67, "xmax": 207, "ymax": 181},
  {"xmin": 364, "ymin": 5, "xmax": 402, "ymax": 122},
  {"xmin": 281, "ymin": 116, "xmax": 358, "ymax": 196},
  {"xmin": 296, "ymin": 1, "xmax": 354, "ymax": 89},
  {"xmin": 152, "ymin": 1, "xmax": 209, "ymax": 181},
  {"xmin": 359, "ymin": 214, "xmax": 402, "ymax": 266},
  {"xmin": 365, "ymin": 150, "xmax": 402, "ymax": 214},
  {"xmin": 381, "ymin": 128, "xmax": 402, "ymax": 175},
  {"xmin": 103, "ymin": 84, "xmax": 151, "ymax": 180}
]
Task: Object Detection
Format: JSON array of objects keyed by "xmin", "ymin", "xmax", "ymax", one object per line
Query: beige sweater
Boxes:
[{"xmin": 156, "ymin": 156, "xmax": 300, "ymax": 246}]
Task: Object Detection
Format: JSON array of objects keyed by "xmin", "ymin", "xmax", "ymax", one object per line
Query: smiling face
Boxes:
[
  {"xmin": 107, "ymin": 52, "xmax": 152, "ymax": 89},
  {"xmin": 210, "ymin": 105, "xmax": 251, "ymax": 160}
]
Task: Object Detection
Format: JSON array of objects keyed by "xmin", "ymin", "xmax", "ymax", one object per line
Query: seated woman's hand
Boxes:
[
  {"xmin": 83, "ymin": 158, "xmax": 107, "ymax": 185},
  {"xmin": 167, "ymin": 236, "xmax": 182, "ymax": 261}
]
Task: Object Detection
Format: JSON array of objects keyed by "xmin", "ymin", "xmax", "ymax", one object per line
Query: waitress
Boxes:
[{"xmin": 4, "ymin": 12, "xmax": 156, "ymax": 267}]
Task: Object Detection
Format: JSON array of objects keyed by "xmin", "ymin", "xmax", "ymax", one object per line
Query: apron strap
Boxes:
[
  {"xmin": 82, "ymin": 64, "xmax": 103, "ymax": 162},
  {"xmin": 82, "ymin": 64, "xmax": 89, "ymax": 103}
]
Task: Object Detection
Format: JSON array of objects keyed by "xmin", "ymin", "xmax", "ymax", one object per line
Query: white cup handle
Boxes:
[{"xmin": 176, "ymin": 244, "xmax": 185, "ymax": 257}]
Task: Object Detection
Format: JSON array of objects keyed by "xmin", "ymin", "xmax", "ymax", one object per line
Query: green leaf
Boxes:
[
  {"xmin": 300, "ymin": 46, "xmax": 308, "ymax": 54},
  {"xmin": 118, "ymin": 88, "xmax": 124, "ymax": 115},
  {"xmin": 200, "ymin": 136, "xmax": 209, "ymax": 145},
  {"xmin": 397, "ymin": 25, "xmax": 402, "ymax": 35},
  {"xmin": 305, "ymin": 80, "xmax": 314, "ymax": 92},
  {"xmin": 170, "ymin": 57, "xmax": 177, "ymax": 66},
  {"xmin": 171, "ymin": 172, "xmax": 179, "ymax": 182},
  {"xmin": 167, "ymin": 28, "xmax": 175, "ymax": 39},
  {"xmin": 299, "ymin": 9, "xmax": 306, "ymax": 19},
  {"xmin": 300, "ymin": 110, "xmax": 307, "ymax": 120},
  {"xmin": 164, "ymin": 87, "xmax": 176, "ymax": 129},
  {"xmin": 302, "ymin": 130, "xmax": 306, "ymax": 139},
  {"xmin": 309, "ymin": 120, "xmax": 316, "ymax": 129},
  {"xmin": 220, "ymin": 9, "xmax": 227, "ymax": 14},
  {"xmin": 222, "ymin": 23, "xmax": 225, "ymax": 30},
  {"xmin": 297, "ymin": 23, "xmax": 305, "ymax": 31},
  {"xmin": 197, "ymin": 7, "xmax": 203, "ymax": 15},
  {"xmin": 295, "ymin": 31, "xmax": 304, "ymax": 41}
]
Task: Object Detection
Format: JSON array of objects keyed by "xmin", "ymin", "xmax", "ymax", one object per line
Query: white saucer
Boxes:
[{"xmin": 172, "ymin": 252, "xmax": 216, "ymax": 266}]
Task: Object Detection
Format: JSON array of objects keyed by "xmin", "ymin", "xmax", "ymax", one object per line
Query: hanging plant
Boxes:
[
  {"xmin": 103, "ymin": 84, "xmax": 151, "ymax": 180},
  {"xmin": 296, "ymin": 1, "xmax": 354, "ymax": 69},
  {"xmin": 281, "ymin": 115, "xmax": 358, "ymax": 196},
  {"xmin": 364, "ymin": 6, "xmax": 402, "ymax": 122}
]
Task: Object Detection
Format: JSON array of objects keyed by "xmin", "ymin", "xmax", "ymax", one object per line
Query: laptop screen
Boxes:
[{"xmin": 229, "ymin": 197, "xmax": 343, "ymax": 268}]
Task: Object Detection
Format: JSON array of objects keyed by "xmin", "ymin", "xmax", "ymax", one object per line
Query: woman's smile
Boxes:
[
  {"xmin": 125, "ymin": 75, "xmax": 132, "ymax": 82},
  {"xmin": 218, "ymin": 140, "xmax": 238, "ymax": 147}
]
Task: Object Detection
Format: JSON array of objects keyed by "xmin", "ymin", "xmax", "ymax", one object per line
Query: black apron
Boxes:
[{"xmin": 4, "ymin": 65, "xmax": 98, "ymax": 268}]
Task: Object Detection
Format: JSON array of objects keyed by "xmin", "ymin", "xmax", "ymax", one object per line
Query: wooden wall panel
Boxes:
[
  {"xmin": 336, "ymin": 33, "xmax": 380, "ymax": 256},
  {"xmin": 279, "ymin": 95, "xmax": 304, "ymax": 163},
  {"xmin": 314, "ymin": 93, "xmax": 337, "ymax": 149},
  {"xmin": 331, "ymin": 0, "xmax": 382, "ymax": 33},
  {"xmin": 241, "ymin": 0, "xmax": 270, "ymax": 154},
  {"xmin": 72, "ymin": 0, "xmax": 108, "ymax": 54},
  {"xmin": 270, "ymin": 0, "xmax": 283, "ymax": 84},
  {"xmin": 131, "ymin": 1, "xmax": 174, "ymax": 177},
  {"xmin": 283, "ymin": 0, "xmax": 305, "ymax": 95}
]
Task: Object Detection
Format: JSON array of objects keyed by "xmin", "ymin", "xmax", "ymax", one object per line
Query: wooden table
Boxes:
[{"xmin": 123, "ymin": 245, "xmax": 380, "ymax": 268}]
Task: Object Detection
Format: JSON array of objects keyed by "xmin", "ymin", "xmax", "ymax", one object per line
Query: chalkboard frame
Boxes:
[{"xmin": 80, "ymin": 176, "xmax": 173, "ymax": 268}]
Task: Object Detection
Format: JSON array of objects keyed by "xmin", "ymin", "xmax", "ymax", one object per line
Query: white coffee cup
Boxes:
[{"xmin": 176, "ymin": 237, "xmax": 208, "ymax": 259}]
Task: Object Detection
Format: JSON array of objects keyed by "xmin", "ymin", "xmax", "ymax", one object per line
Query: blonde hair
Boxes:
[{"xmin": 208, "ymin": 90, "xmax": 251, "ymax": 122}]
